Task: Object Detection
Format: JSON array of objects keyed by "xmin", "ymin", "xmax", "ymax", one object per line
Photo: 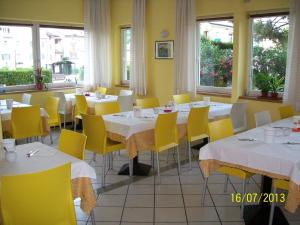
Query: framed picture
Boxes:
[{"xmin": 155, "ymin": 40, "xmax": 174, "ymax": 59}]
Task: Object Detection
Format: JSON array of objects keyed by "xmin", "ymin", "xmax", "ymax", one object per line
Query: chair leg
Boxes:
[
  {"xmin": 101, "ymin": 155, "xmax": 106, "ymax": 188},
  {"xmin": 188, "ymin": 141, "xmax": 192, "ymax": 170},
  {"xmin": 156, "ymin": 152, "xmax": 161, "ymax": 184},
  {"xmin": 64, "ymin": 114, "xmax": 66, "ymax": 129},
  {"xmin": 268, "ymin": 186, "xmax": 277, "ymax": 225},
  {"xmin": 176, "ymin": 146, "xmax": 181, "ymax": 174},
  {"xmin": 74, "ymin": 119, "xmax": 76, "ymax": 131},
  {"xmin": 241, "ymin": 178, "xmax": 247, "ymax": 219},
  {"xmin": 41, "ymin": 136, "xmax": 44, "ymax": 144},
  {"xmin": 90, "ymin": 209, "xmax": 96, "ymax": 225},
  {"xmin": 93, "ymin": 152, "xmax": 97, "ymax": 162},
  {"xmin": 166, "ymin": 149, "xmax": 170, "ymax": 164},
  {"xmin": 151, "ymin": 151, "xmax": 154, "ymax": 168},
  {"xmin": 224, "ymin": 175, "xmax": 229, "ymax": 193},
  {"xmin": 201, "ymin": 176, "xmax": 208, "ymax": 206}
]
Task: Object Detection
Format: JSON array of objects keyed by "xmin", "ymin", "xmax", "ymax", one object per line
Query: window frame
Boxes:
[
  {"xmin": 246, "ymin": 12, "xmax": 289, "ymax": 97},
  {"xmin": 120, "ymin": 26, "xmax": 131, "ymax": 86},
  {"xmin": 0, "ymin": 21, "xmax": 84, "ymax": 91},
  {"xmin": 196, "ymin": 16, "xmax": 234, "ymax": 94}
]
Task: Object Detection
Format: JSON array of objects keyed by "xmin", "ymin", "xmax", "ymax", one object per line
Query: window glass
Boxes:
[
  {"xmin": 121, "ymin": 28, "xmax": 131, "ymax": 84},
  {"xmin": 197, "ymin": 19, "xmax": 233, "ymax": 89}
]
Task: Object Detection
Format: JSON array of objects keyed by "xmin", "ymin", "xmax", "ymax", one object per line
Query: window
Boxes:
[
  {"xmin": 248, "ymin": 13, "xmax": 289, "ymax": 95},
  {"xmin": 0, "ymin": 24, "xmax": 34, "ymax": 86},
  {"xmin": 197, "ymin": 18, "xmax": 234, "ymax": 93},
  {"xmin": 121, "ymin": 27, "xmax": 131, "ymax": 84},
  {"xmin": 40, "ymin": 26, "xmax": 85, "ymax": 84},
  {"xmin": 0, "ymin": 23, "xmax": 84, "ymax": 88}
]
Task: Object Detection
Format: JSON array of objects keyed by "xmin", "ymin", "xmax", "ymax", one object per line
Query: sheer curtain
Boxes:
[
  {"xmin": 283, "ymin": 0, "xmax": 300, "ymax": 111},
  {"xmin": 84, "ymin": 0, "xmax": 112, "ymax": 89},
  {"xmin": 130, "ymin": 0, "xmax": 147, "ymax": 96},
  {"xmin": 174, "ymin": 0, "xmax": 196, "ymax": 95}
]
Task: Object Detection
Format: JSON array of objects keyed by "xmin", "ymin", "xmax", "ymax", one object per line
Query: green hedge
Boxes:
[{"xmin": 0, "ymin": 68, "xmax": 52, "ymax": 86}]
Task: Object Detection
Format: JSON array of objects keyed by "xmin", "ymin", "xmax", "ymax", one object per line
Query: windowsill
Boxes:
[
  {"xmin": 239, "ymin": 95, "xmax": 283, "ymax": 103},
  {"xmin": 197, "ymin": 91, "xmax": 231, "ymax": 98},
  {"xmin": 0, "ymin": 85, "xmax": 77, "ymax": 95},
  {"xmin": 115, "ymin": 84, "xmax": 129, "ymax": 88}
]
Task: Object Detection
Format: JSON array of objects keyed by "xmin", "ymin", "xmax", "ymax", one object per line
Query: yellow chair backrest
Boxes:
[
  {"xmin": 11, "ymin": 106, "xmax": 43, "ymax": 139},
  {"xmin": 58, "ymin": 129, "xmax": 87, "ymax": 160},
  {"xmin": 45, "ymin": 96, "xmax": 60, "ymax": 123},
  {"xmin": 278, "ymin": 105, "xmax": 294, "ymax": 119},
  {"xmin": 97, "ymin": 86, "xmax": 107, "ymax": 94},
  {"xmin": 154, "ymin": 112, "xmax": 178, "ymax": 152},
  {"xmin": 187, "ymin": 106, "xmax": 209, "ymax": 141},
  {"xmin": 0, "ymin": 163, "xmax": 76, "ymax": 225},
  {"xmin": 95, "ymin": 102, "xmax": 120, "ymax": 115},
  {"xmin": 173, "ymin": 93, "xmax": 191, "ymax": 104},
  {"xmin": 208, "ymin": 118, "xmax": 234, "ymax": 142},
  {"xmin": 75, "ymin": 95, "xmax": 88, "ymax": 117},
  {"xmin": 82, "ymin": 114, "xmax": 107, "ymax": 154},
  {"xmin": 136, "ymin": 98, "xmax": 160, "ymax": 109}
]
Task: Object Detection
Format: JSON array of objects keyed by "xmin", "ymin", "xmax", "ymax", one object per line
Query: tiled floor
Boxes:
[{"xmin": 46, "ymin": 128, "xmax": 300, "ymax": 225}]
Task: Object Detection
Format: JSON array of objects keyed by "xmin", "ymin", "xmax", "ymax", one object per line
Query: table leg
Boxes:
[
  {"xmin": 118, "ymin": 156, "xmax": 151, "ymax": 176},
  {"xmin": 243, "ymin": 176, "xmax": 289, "ymax": 225}
]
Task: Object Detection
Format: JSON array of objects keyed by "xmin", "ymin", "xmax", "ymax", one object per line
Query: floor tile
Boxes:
[
  {"xmin": 93, "ymin": 207, "xmax": 123, "ymax": 222},
  {"xmin": 155, "ymin": 207, "xmax": 186, "ymax": 222},
  {"xmin": 216, "ymin": 207, "xmax": 243, "ymax": 222},
  {"xmin": 186, "ymin": 207, "xmax": 219, "ymax": 222},
  {"xmin": 125, "ymin": 195, "xmax": 154, "ymax": 207},
  {"xmin": 155, "ymin": 175, "xmax": 180, "ymax": 184},
  {"xmin": 183, "ymin": 194, "xmax": 213, "ymax": 207},
  {"xmin": 207, "ymin": 183, "xmax": 235, "ymax": 194},
  {"xmin": 155, "ymin": 185, "xmax": 182, "ymax": 195},
  {"xmin": 128, "ymin": 184, "xmax": 154, "ymax": 195},
  {"xmin": 155, "ymin": 195, "xmax": 184, "ymax": 207},
  {"xmin": 181, "ymin": 185, "xmax": 204, "ymax": 195},
  {"xmin": 122, "ymin": 207, "xmax": 154, "ymax": 222},
  {"xmin": 189, "ymin": 222, "xmax": 221, "ymax": 225},
  {"xmin": 180, "ymin": 175, "xmax": 204, "ymax": 184},
  {"xmin": 211, "ymin": 194, "xmax": 239, "ymax": 207},
  {"xmin": 97, "ymin": 194, "xmax": 126, "ymax": 207}
]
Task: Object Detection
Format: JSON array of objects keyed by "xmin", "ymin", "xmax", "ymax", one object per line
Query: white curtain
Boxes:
[
  {"xmin": 84, "ymin": 0, "xmax": 112, "ymax": 89},
  {"xmin": 174, "ymin": 0, "xmax": 196, "ymax": 95},
  {"xmin": 283, "ymin": 0, "xmax": 300, "ymax": 111},
  {"xmin": 130, "ymin": 0, "xmax": 147, "ymax": 96}
]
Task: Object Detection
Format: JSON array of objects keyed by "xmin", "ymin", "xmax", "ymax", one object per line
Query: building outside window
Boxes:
[
  {"xmin": 248, "ymin": 13, "xmax": 289, "ymax": 96},
  {"xmin": 121, "ymin": 27, "xmax": 131, "ymax": 85},
  {"xmin": 197, "ymin": 18, "xmax": 234, "ymax": 93}
]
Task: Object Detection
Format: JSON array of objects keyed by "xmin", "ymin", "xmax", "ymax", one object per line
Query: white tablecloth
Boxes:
[
  {"xmin": 103, "ymin": 101, "xmax": 232, "ymax": 139},
  {"xmin": 199, "ymin": 118, "xmax": 300, "ymax": 185},
  {"xmin": 65, "ymin": 93, "xmax": 118, "ymax": 108},
  {"xmin": 0, "ymin": 142, "xmax": 96, "ymax": 180},
  {"xmin": 0, "ymin": 100, "xmax": 48, "ymax": 121}
]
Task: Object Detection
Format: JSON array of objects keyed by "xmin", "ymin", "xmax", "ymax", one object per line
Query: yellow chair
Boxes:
[
  {"xmin": 45, "ymin": 96, "xmax": 60, "ymax": 144},
  {"xmin": 136, "ymin": 97, "xmax": 160, "ymax": 109},
  {"xmin": 58, "ymin": 129, "xmax": 87, "ymax": 160},
  {"xmin": 95, "ymin": 102, "xmax": 120, "ymax": 115},
  {"xmin": 97, "ymin": 86, "xmax": 107, "ymax": 94},
  {"xmin": 202, "ymin": 118, "xmax": 253, "ymax": 218},
  {"xmin": 73, "ymin": 95, "xmax": 88, "ymax": 131},
  {"xmin": 82, "ymin": 114, "xmax": 125, "ymax": 187},
  {"xmin": 187, "ymin": 106, "xmax": 209, "ymax": 170},
  {"xmin": 268, "ymin": 179, "xmax": 289, "ymax": 225},
  {"xmin": 11, "ymin": 106, "xmax": 43, "ymax": 141},
  {"xmin": 0, "ymin": 163, "xmax": 77, "ymax": 225},
  {"xmin": 278, "ymin": 105, "xmax": 294, "ymax": 119},
  {"xmin": 150, "ymin": 112, "xmax": 180, "ymax": 183},
  {"xmin": 173, "ymin": 93, "xmax": 191, "ymax": 104}
]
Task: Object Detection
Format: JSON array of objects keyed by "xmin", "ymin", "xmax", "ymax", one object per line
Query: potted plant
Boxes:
[
  {"xmin": 35, "ymin": 67, "xmax": 44, "ymax": 90},
  {"xmin": 269, "ymin": 74, "xmax": 284, "ymax": 99},
  {"xmin": 254, "ymin": 73, "xmax": 271, "ymax": 98}
]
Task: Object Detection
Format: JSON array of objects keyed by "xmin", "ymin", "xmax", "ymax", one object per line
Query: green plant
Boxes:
[
  {"xmin": 254, "ymin": 73, "xmax": 271, "ymax": 92},
  {"xmin": 270, "ymin": 74, "xmax": 284, "ymax": 93}
]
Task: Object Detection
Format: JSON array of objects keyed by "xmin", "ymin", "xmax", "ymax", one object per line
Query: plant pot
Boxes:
[
  {"xmin": 36, "ymin": 83, "xmax": 43, "ymax": 90},
  {"xmin": 261, "ymin": 91, "xmax": 269, "ymax": 98},
  {"xmin": 271, "ymin": 92, "xmax": 278, "ymax": 99}
]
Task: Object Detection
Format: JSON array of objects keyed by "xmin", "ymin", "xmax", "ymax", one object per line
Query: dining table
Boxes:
[
  {"xmin": 102, "ymin": 101, "xmax": 232, "ymax": 176},
  {"xmin": 0, "ymin": 142, "xmax": 97, "ymax": 216},
  {"xmin": 65, "ymin": 93, "xmax": 118, "ymax": 115},
  {"xmin": 0, "ymin": 100, "xmax": 49, "ymax": 138},
  {"xmin": 199, "ymin": 117, "xmax": 300, "ymax": 225}
]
